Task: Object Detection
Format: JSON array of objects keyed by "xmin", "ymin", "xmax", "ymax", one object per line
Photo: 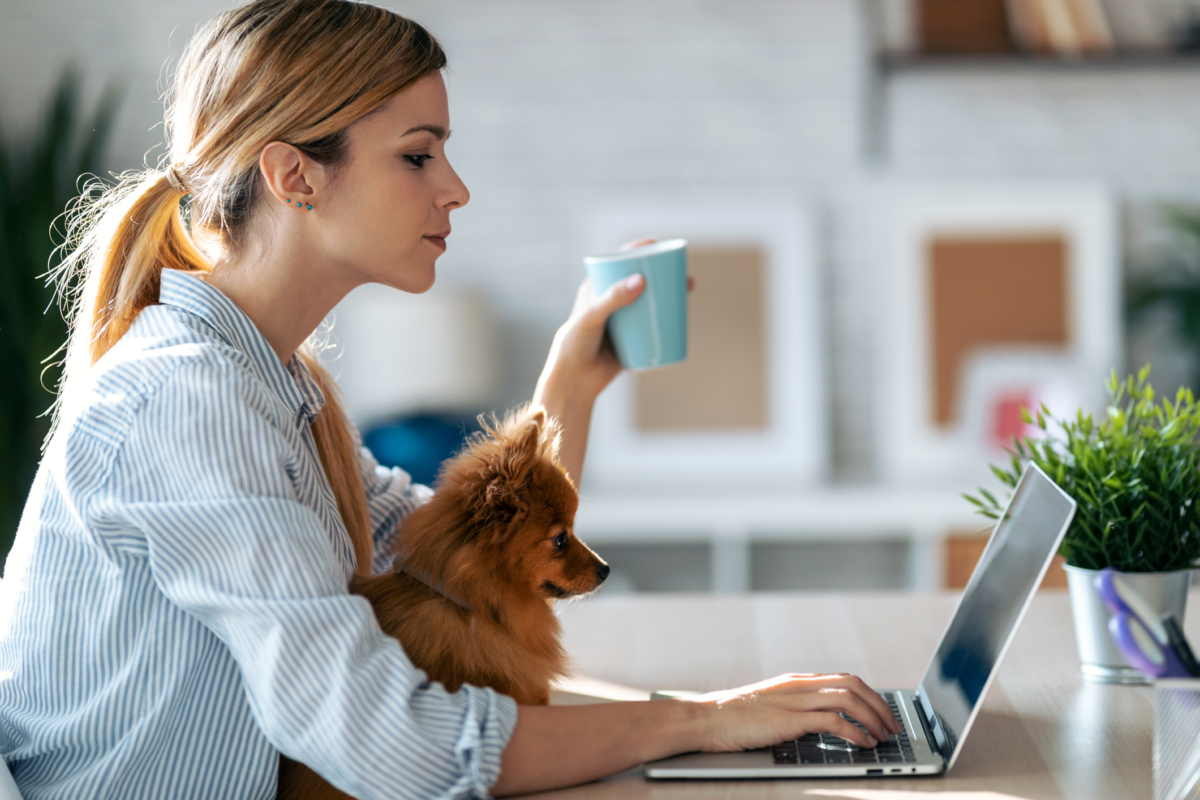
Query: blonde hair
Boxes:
[{"xmin": 53, "ymin": 0, "xmax": 447, "ymax": 577}]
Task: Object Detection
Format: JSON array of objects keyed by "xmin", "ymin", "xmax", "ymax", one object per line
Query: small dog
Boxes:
[{"xmin": 277, "ymin": 405, "xmax": 609, "ymax": 800}]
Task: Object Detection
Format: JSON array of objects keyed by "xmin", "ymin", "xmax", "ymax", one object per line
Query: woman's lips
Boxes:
[{"xmin": 424, "ymin": 235, "xmax": 447, "ymax": 251}]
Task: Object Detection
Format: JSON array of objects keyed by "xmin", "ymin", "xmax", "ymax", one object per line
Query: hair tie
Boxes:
[{"xmin": 164, "ymin": 165, "xmax": 191, "ymax": 195}]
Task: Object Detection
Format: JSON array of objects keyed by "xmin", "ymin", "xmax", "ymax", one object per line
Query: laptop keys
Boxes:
[{"xmin": 771, "ymin": 743, "xmax": 799, "ymax": 764}]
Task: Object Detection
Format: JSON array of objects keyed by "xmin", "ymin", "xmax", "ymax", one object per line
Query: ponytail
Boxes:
[
  {"xmin": 304, "ymin": 352, "xmax": 373, "ymax": 574},
  {"xmin": 84, "ymin": 172, "xmax": 207, "ymax": 363},
  {"xmin": 53, "ymin": 170, "xmax": 205, "ymax": 424}
]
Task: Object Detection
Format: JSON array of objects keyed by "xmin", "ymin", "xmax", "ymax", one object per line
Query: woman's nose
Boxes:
[{"xmin": 439, "ymin": 161, "xmax": 469, "ymax": 211}]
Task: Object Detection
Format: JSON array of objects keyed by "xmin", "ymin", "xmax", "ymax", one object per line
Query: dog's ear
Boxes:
[
  {"xmin": 463, "ymin": 407, "xmax": 548, "ymax": 535},
  {"xmin": 535, "ymin": 408, "xmax": 563, "ymax": 463}
]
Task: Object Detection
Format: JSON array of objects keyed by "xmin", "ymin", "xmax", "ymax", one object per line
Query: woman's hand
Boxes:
[
  {"xmin": 532, "ymin": 275, "xmax": 643, "ymax": 485},
  {"xmin": 532, "ymin": 238, "xmax": 659, "ymax": 484},
  {"xmin": 685, "ymin": 672, "xmax": 902, "ymax": 752},
  {"xmin": 492, "ymin": 671, "xmax": 900, "ymax": 796},
  {"xmin": 535, "ymin": 275, "xmax": 643, "ymax": 404}
]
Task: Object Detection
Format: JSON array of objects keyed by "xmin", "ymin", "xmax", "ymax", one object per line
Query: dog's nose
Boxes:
[{"xmin": 596, "ymin": 563, "xmax": 610, "ymax": 583}]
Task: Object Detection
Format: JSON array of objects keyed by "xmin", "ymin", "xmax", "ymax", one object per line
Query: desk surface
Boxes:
[{"xmin": 528, "ymin": 590, "xmax": 1197, "ymax": 800}]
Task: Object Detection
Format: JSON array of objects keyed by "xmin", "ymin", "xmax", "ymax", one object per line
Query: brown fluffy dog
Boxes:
[{"xmin": 276, "ymin": 405, "xmax": 609, "ymax": 800}]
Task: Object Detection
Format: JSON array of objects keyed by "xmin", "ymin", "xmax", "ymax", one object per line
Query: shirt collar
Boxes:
[{"xmin": 158, "ymin": 269, "xmax": 326, "ymax": 425}]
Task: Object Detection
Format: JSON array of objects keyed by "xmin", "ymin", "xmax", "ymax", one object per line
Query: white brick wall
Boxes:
[{"xmin": 4, "ymin": 0, "xmax": 1200, "ymax": 477}]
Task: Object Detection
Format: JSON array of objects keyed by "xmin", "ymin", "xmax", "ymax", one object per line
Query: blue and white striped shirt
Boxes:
[{"xmin": 0, "ymin": 269, "xmax": 518, "ymax": 800}]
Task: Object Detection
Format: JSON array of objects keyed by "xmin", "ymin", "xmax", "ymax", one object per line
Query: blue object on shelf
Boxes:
[{"xmin": 363, "ymin": 413, "xmax": 481, "ymax": 487}]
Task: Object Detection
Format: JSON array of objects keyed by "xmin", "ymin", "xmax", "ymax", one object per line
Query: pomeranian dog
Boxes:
[{"xmin": 276, "ymin": 405, "xmax": 609, "ymax": 800}]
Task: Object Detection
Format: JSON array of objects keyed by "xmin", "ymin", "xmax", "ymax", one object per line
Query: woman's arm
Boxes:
[
  {"xmin": 491, "ymin": 673, "xmax": 902, "ymax": 796},
  {"xmin": 532, "ymin": 274, "xmax": 646, "ymax": 485}
]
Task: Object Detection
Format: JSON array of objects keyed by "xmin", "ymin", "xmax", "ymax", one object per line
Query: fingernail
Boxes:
[
  {"xmin": 866, "ymin": 736, "xmax": 877, "ymax": 747},
  {"xmin": 625, "ymin": 274, "xmax": 643, "ymax": 290}
]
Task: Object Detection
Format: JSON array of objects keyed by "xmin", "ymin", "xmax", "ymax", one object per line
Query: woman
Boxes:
[{"xmin": 0, "ymin": 1, "xmax": 900, "ymax": 798}]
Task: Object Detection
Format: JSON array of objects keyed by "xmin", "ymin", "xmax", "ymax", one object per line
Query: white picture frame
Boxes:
[
  {"xmin": 876, "ymin": 183, "xmax": 1120, "ymax": 488},
  {"xmin": 581, "ymin": 204, "xmax": 826, "ymax": 490}
]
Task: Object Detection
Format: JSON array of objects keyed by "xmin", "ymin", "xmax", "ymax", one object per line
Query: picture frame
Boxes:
[
  {"xmin": 581, "ymin": 203, "xmax": 826, "ymax": 490},
  {"xmin": 876, "ymin": 183, "xmax": 1120, "ymax": 487}
]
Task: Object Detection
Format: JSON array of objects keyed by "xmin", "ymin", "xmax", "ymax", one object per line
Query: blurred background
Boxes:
[{"xmin": 4, "ymin": 0, "xmax": 1200, "ymax": 594}]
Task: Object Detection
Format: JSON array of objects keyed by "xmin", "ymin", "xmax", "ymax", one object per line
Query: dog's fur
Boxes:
[{"xmin": 276, "ymin": 405, "xmax": 608, "ymax": 800}]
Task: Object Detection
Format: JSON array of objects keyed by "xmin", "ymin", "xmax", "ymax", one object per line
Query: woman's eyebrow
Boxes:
[{"xmin": 401, "ymin": 124, "xmax": 449, "ymax": 140}]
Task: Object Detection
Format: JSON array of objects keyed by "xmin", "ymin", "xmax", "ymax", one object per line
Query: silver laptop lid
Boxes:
[{"xmin": 916, "ymin": 463, "xmax": 1076, "ymax": 769}]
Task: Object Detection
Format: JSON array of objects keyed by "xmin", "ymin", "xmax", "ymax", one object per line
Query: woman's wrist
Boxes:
[
  {"xmin": 533, "ymin": 372, "xmax": 593, "ymax": 486},
  {"xmin": 492, "ymin": 697, "xmax": 709, "ymax": 796},
  {"xmin": 531, "ymin": 367, "xmax": 566, "ymax": 420},
  {"xmin": 665, "ymin": 698, "xmax": 712, "ymax": 756},
  {"xmin": 533, "ymin": 358, "xmax": 597, "ymax": 419}
]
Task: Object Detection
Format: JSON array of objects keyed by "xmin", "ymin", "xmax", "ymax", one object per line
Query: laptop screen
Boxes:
[{"xmin": 916, "ymin": 464, "xmax": 1076, "ymax": 764}]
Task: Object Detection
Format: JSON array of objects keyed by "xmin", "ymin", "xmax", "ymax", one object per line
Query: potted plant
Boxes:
[
  {"xmin": 0, "ymin": 71, "xmax": 120, "ymax": 568},
  {"xmin": 966, "ymin": 366, "xmax": 1200, "ymax": 683}
]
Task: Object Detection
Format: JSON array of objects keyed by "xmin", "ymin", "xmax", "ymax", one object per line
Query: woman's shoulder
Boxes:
[{"xmin": 64, "ymin": 305, "xmax": 283, "ymax": 447}]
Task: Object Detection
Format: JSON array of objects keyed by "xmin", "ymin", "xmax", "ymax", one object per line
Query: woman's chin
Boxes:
[
  {"xmin": 373, "ymin": 261, "xmax": 436, "ymax": 294},
  {"xmin": 407, "ymin": 266, "xmax": 437, "ymax": 294}
]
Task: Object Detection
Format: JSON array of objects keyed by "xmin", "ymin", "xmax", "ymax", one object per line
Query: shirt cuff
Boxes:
[{"xmin": 445, "ymin": 686, "xmax": 519, "ymax": 800}]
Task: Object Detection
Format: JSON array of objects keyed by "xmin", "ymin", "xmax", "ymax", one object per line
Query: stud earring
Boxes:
[
  {"xmin": 306, "ymin": 204, "xmax": 313, "ymax": 211},
  {"xmin": 285, "ymin": 199, "xmax": 291, "ymax": 204}
]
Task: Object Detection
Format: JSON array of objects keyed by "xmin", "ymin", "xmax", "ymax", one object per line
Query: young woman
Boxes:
[{"xmin": 0, "ymin": 2, "xmax": 901, "ymax": 798}]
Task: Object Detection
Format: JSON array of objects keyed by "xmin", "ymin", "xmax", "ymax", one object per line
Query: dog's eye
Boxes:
[{"xmin": 553, "ymin": 532, "xmax": 568, "ymax": 551}]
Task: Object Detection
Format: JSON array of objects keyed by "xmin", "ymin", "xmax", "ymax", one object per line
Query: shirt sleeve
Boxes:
[
  {"xmin": 349, "ymin": 423, "xmax": 434, "ymax": 575},
  {"xmin": 107, "ymin": 360, "xmax": 517, "ymax": 800}
]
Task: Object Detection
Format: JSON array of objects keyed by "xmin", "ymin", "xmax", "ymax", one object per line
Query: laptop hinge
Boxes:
[{"xmin": 912, "ymin": 691, "xmax": 948, "ymax": 764}]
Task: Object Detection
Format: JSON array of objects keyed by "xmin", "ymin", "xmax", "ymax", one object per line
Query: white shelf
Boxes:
[
  {"xmin": 576, "ymin": 485, "xmax": 985, "ymax": 540},
  {"xmin": 575, "ymin": 485, "xmax": 989, "ymax": 592}
]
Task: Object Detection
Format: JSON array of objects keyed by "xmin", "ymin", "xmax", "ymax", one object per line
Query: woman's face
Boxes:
[{"xmin": 314, "ymin": 72, "xmax": 467, "ymax": 294}]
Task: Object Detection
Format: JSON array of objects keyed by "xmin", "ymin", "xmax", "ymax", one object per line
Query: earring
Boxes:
[
  {"xmin": 285, "ymin": 198, "xmax": 291, "ymax": 204},
  {"xmin": 306, "ymin": 204, "xmax": 313, "ymax": 211}
]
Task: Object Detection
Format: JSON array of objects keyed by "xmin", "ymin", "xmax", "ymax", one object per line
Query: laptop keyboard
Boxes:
[{"xmin": 771, "ymin": 693, "xmax": 917, "ymax": 765}]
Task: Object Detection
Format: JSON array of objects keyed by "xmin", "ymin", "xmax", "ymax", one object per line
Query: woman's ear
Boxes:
[{"xmin": 259, "ymin": 141, "xmax": 322, "ymax": 206}]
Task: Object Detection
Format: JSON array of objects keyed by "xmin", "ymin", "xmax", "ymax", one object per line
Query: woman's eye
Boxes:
[
  {"xmin": 553, "ymin": 532, "xmax": 568, "ymax": 551},
  {"xmin": 403, "ymin": 154, "xmax": 434, "ymax": 169}
]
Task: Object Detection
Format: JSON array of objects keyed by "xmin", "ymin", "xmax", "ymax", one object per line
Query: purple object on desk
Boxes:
[{"xmin": 1095, "ymin": 568, "xmax": 1192, "ymax": 680}]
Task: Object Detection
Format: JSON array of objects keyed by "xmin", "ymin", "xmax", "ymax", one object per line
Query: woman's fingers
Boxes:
[
  {"xmin": 769, "ymin": 673, "xmax": 899, "ymax": 737},
  {"xmin": 699, "ymin": 704, "xmax": 875, "ymax": 753},
  {"xmin": 810, "ymin": 688, "xmax": 890, "ymax": 743},
  {"xmin": 760, "ymin": 683, "xmax": 888, "ymax": 744},
  {"xmin": 691, "ymin": 672, "xmax": 903, "ymax": 752},
  {"xmin": 586, "ymin": 274, "xmax": 645, "ymax": 324},
  {"xmin": 808, "ymin": 711, "xmax": 878, "ymax": 749},
  {"xmin": 618, "ymin": 237, "xmax": 656, "ymax": 252},
  {"xmin": 818, "ymin": 674, "xmax": 901, "ymax": 735}
]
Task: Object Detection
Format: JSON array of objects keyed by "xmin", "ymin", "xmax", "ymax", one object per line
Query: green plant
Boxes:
[
  {"xmin": 0, "ymin": 71, "xmax": 121, "ymax": 564},
  {"xmin": 966, "ymin": 366, "xmax": 1200, "ymax": 573}
]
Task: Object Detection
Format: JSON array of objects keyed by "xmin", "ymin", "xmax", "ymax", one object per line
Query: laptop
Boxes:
[{"xmin": 644, "ymin": 462, "xmax": 1077, "ymax": 779}]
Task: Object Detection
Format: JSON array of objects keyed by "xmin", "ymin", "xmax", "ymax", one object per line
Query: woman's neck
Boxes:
[{"xmin": 205, "ymin": 244, "xmax": 359, "ymax": 364}]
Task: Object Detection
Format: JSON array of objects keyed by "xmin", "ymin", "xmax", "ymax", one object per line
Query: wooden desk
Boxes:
[{"xmin": 529, "ymin": 590, "xmax": 1195, "ymax": 799}]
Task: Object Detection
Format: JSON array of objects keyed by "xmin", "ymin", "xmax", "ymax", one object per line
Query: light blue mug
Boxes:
[{"xmin": 584, "ymin": 239, "xmax": 688, "ymax": 370}]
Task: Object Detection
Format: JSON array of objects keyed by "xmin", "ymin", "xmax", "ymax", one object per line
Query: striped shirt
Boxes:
[{"xmin": 0, "ymin": 269, "xmax": 518, "ymax": 800}]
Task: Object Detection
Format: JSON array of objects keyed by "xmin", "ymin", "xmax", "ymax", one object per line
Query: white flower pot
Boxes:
[{"xmin": 1064, "ymin": 565, "xmax": 1192, "ymax": 684}]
